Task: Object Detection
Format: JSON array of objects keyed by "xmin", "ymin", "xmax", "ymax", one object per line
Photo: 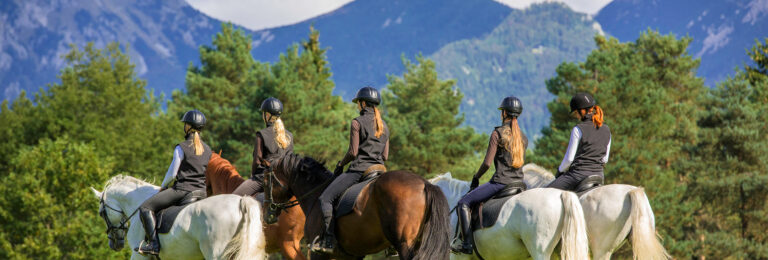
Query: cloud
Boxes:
[
  {"xmin": 494, "ymin": 0, "xmax": 614, "ymax": 15},
  {"xmin": 185, "ymin": 0, "xmax": 354, "ymax": 31},
  {"xmin": 742, "ymin": 0, "xmax": 768, "ymax": 25},
  {"xmin": 696, "ymin": 24, "xmax": 734, "ymax": 57},
  {"xmin": 4, "ymin": 82, "xmax": 20, "ymax": 100}
]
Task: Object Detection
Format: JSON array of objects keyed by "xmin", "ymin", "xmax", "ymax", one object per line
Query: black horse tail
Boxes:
[{"xmin": 413, "ymin": 181, "xmax": 451, "ymax": 259}]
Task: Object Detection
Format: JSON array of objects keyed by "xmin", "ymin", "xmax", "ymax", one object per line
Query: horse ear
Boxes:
[{"xmin": 90, "ymin": 187, "xmax": 102, "ymax": 199}]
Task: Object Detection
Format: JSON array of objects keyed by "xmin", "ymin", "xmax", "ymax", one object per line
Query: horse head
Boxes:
[
  {"xmin": 265, "ymin": 153, "xmax": 331, "ymax": 223},
  {"xmin": 90, "ymin": 175, "xmax": 156, "ymax": 251}
]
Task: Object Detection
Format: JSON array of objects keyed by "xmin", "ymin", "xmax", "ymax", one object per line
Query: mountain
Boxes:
[
  {"xmin": 0, "ymin": 0, "xmax": 231, "ymax": 100},
  {"xmin": 430, "ymin": 3, "xmax": 600, "ymax": 138},
  {"xmin": 595, "ymin": 0, "xmax": 768, "ymax": 86},
  {"xmin": 248, "ymin": 0, "xmax": 513, "ymax": 98}
]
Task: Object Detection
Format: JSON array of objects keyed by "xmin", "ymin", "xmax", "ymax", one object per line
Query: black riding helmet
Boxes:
[
  {"xmin": 260, "ymin": 97, "xmax": 284, "ymax": 116},
  {"xmin": 181, "ymin": 109, "xmax": 206, "ymax": 130},
  {"xmin": 498, "ymin": 96, "xmax": 523, "ymax": 118},
  {"xmin": 352, "ymin": 86, "xmax": 381, "ymax": 106},
  {"xmin": 570, "ymin": 92, "xmax": 595, "ymax": 112}
]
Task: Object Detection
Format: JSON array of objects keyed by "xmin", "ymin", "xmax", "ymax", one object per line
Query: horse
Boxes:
[
  {"xmin": 91, "ymin": 175, "xmax": 266, "ymax": 260},
  {"xmin": 205, "ymin": 152, "xmax": 306, "ymax": 260},
  {"xmin": 522, "ymin": 163, "xmax": 671, "ymax": 260},
  {"xmin": 266, "ymin": 153, "xmax": 451, "ymax": 260},
  {"xmin": 429, "ymin": 172, "xmax": 589, "ymax": 260}
]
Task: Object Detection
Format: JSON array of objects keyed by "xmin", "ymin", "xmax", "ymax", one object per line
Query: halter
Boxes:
[{"xmin": 99, "ymin": 192, "xmax": 139, "ymax": 236}]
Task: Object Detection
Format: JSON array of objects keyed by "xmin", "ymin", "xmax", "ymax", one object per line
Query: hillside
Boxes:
[{"xmin": 430, "ymin": 3, "xmax": 599, "ymax": 138}]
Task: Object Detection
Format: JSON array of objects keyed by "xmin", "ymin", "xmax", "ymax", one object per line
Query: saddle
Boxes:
[
  {"xmin": 471, "ymin": 181, "xmax": 526, "ymax": 230},
  {"xmin": 155, "ymin": 190, "xmax": 207, "ymax": 234},
  {"xmin": 334, "ymin": 165, "xmax": 386, "ymax": 218},
  {"xmin": 575, "ymin": 175, "xmax": 603, "ymax": 197}
]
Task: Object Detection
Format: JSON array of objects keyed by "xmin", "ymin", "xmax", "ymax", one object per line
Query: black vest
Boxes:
[
  {"xmin": 173, "ymin": 135, "xmax": 212, "ymax": 192},
  {"xmin": 349, "ymin": 108, "xmax": 389, "ymax": 173},
  {"xmin": 254, "ymin": 125, "xmax": 294, "ymax": 178},
  {"xmin": 491, "ymin": 125, "xmax": 528, "ymax": 184},
  {"xmin": 570, "ymin": 115, "xmax": 611, "ymax": 175}
]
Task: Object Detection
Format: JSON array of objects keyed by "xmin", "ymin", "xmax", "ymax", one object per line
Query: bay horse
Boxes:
[
  {"xmin": 267, "ymin": 153, "xmax": 451, "ymax": 260},
  {"xmin": 523, "ymin": 163, "xmax": 670, "ymax": 260},
  {"xmin": 91, "ymin": 175, "xmax": 266, "ymax": 259},
  {"xmin": 205, "ymin": 152, "xmax": 306, "ymax": 260}
]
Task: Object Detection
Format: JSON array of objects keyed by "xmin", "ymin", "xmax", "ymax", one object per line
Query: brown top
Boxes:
[
  {"xmin": 340, "ymin": 119, "xmax": 389, "ymax": 166},
  {"xmin": 251, "ymin": 133, "xmax": 264, "ymax": 176},
  {"xmin": 473, "ymin": 130, "xmax": 499, "ymax": 180}
]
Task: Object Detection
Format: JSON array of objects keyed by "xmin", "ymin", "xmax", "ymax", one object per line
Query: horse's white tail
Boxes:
[
  {"xmin": 629, "ymin": 188, "xmax": 670, "ymax": 260},
  {"xmin": 222, "ymin": 196, "xmax": 266, "ymax": 260},
  {"xmin": 559, "ymin": 191, "xmax": 590, "ymax": 260}
]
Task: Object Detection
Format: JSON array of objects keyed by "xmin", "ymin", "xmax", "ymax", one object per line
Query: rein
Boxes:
[{"xmin": 99, "ymin": 192, "xmax": 139, "ymax": 235}]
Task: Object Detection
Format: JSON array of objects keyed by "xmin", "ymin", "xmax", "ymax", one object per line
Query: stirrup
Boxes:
[
  {"xmin": 310, "ymin": 235, "xmax": 334, "ymax": 254},
  {"xmin": 135, "ymin": 240, "xmax": 160, "ymax": 256}
]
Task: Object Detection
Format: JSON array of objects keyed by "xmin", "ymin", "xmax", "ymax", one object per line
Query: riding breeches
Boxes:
[
  {"xmin": 547, "ymin": 171, "xmax": 603, "ymax": 191},
  {"xmin": 457, "ymin": 181, "xmax": 506, "ymax": 207},
  {"xmin": 232, "ymin": 179, "xmax": 264, "ymax": 197},
  {"xmin": 319, "ymin": 171, "xmax": 363, "ymax": 217},
  {"xmin": 139, "ymin": 188, "xmax": 189, "ymax": 212}
]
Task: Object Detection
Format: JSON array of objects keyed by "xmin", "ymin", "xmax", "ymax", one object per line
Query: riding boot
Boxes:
[
  {"xmin": 451, "ymin": 204, "xmax": 474, "ymax": 254},
  {"xmin": 312, "ymin": 209, "xmax": 336, "ymax": 254},
  {"xmin": 136, "ymin": 209, "xmax": 161, "ymax": 255}
]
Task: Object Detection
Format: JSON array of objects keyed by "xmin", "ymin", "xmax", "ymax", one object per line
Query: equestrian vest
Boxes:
[
  {"xmin": 491, "ymin": 125, "xmax": 528, "ymax": 184},
  {"xmin": 569, "ymin": 115, "xmax": 611, "ymax": 175},
  {"xmin": 174, "ymin": 135, "xmax": 212, "ymax": 192},
  {"xmin": 255, "ymin": 125, "xmax": 294, "ymax": 177},
  {"xmin": 348, "ymin": 108, "xmax": 389, "ymax": 173}
]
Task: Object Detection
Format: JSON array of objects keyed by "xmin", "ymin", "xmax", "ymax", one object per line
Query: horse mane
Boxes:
[
  {"xmin": 278, "ymin": 153, "xmax": 332, "ymax": 185},
  {"xmin": 103, "ymin": 174, "xmax": 153, "ymax": 192},
  {"xmin": 428, "ymin": 173, "xmax": 469, "ymax": 201},
  {"xmin": 206, "ymin": 153, "xmax": 245, "ymax": 195},
  {"xmin": 522, "ymin": 163, "xmax": 555, "ymax": 188}
]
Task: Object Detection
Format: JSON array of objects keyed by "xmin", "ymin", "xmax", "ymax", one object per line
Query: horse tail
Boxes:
[
  {"xmin": 559, "ymin": 191, "xmax": 590, "ymax": 260},
  {"xmin": 412, "ymin": 182, "xmax": 451, "ymax": 260},
  {"xmin": 628, "ymin": 187, "xmax": 670, "ymax": 260},
  {"xmin": 222, "ymin": 196, "xmax": 266, "ymax": 260}
]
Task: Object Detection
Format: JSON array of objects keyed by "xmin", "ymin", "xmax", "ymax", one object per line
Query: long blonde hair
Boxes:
[
  {"xmin": 185, "ymin": 124, "xmax": 204, "ymax": 155},
  {"xmin": 500, "ymin": 116, "xmax": 524, "ymax": 168},
  {"xmin": 373, "ymin": 106, "xmax": 384, "ymax": 138},
  {"xmin": 266, "ymin": 112, "xmax": 291, "ymax": 149}
]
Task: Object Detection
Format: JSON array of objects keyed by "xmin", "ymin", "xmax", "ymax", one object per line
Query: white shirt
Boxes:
[
  {"xmin": 558, "ymin": 126, "xmax": 611, "ymax": 173},
  {"xmin": 161, "ymin": 145, "xmax": 185, "ymax": 189}
]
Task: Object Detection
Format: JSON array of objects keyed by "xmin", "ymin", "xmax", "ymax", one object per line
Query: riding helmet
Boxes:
[
  {"xmin": 352, "ymin": 86, "xmax": 381, "ymax": 106},
  {"xmin": 260, "ymin": 97, "xmax": 284, "ymax": 116},
  {"xmin": 181, "ymin": 109, "xmax": 206, "ymax": 130},
  {"xmin": 498, "ymin": 96, "xmax": 523, "ymax": 117},
  {"xmin": 569, "ymin": 92, "xmax": 595, "ymax": 112}
]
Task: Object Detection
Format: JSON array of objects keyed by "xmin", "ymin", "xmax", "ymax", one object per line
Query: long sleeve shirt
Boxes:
[
  {"xmin": 161, "ymin": 145, "xmax": 184, "ymax": 188},
  {"xmin": 558, "ymin": 126, "xmax": 611, "ymax": 173},
  {"xmin": 473, "ymin": 130, "xmax": 500, "ymax": 179}
]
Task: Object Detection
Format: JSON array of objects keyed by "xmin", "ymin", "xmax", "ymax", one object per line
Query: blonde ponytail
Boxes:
[
  {"xmin": 273, "ymin": 117, "xmax": 291, "ymax": 149},
  {"xmin": 373, "ymin": 106, "xmax": 384, "ymax": 138},
  {"xmin": 193, "ymin": 131, "xmax": 203, "ymax": 155},
  {"xmin": 501, "ymin": 117, "xmax": 524, "ymax": 168}
]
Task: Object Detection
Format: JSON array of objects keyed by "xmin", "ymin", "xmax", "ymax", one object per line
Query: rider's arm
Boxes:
[
  {"xmin": 602, "ymin": 134, "xmax": 611, "ymax": 163},
  {"xmin": 339, "ymin": 119, "xmax": 360, "ymax": 166},
  {"xmin": 558, "ymin": 126, "xmax": 582, "ymax": 173},
  {"xmin": 473, "ymin": 131, "xmax": 499, "ymax": 180},
  {"xmin": 383, "ymin": 139, "xmax": 389, "ymax": 161},
  {"xmin": 251, "ymin": 133, "xmax": 265, "ymax": 176},
  {"xmin": 161, "ymin": 145, "xmax": 184, "ymax": 189}
]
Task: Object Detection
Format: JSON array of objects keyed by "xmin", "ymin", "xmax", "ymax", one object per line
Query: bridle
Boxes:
[
  {"xmin": 264, "ymin": 161, "xmax": 333, "ymax": 213},
  {"xmin": 99, "ymin": 192, "xmax": 139, "ymax": 237}
]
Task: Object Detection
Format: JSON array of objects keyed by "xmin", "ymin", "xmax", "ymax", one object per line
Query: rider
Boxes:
[
  {"xmin": 136, "ymin": 110, "xmax": 212, "ymax": 255},
  {"xmin": 547, "ymin": 92, "xmax": 611, "ymax": 191},
  {"xmin": 452, "ymin": 96, "xmax": 528, "ymax": 254},
  {"xmin": 233, "ymin": 97, "xmax": 294, "ymax": 197},
  {"xmin": 313, "ymin": 86, "xmax": 390, "ymax": 254}
]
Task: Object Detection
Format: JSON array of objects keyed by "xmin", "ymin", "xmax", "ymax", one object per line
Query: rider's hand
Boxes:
[
  {"xmin": 470, "ymin": 177, "xmax": 479, "ymax": 191},
  {"xmin": 555, "ymin": 171, "xmax": 564, "ymax": 178},
  {"xmin": 333, "ymin": 161, "xmax": 344, "ymax": 176}
]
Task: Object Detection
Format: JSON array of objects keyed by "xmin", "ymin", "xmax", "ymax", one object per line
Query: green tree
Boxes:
[
  {"xmin": 529, "ymin": 31, "xmax": 706, "ymax": 257},
  {"xmin": 383, "ymin": 55, "xmax": 486, "ymax": 177},
  {"xmin": 0, "ymin": 138, "xmax": 126, "ymax": 259},
  {"xmin": 688, "ymin": 38, "xmax": 768, "ymax": 258}
]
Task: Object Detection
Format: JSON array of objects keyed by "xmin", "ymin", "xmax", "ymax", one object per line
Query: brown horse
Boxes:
[
  {"xmin": 267, "ymin": 153, "xmax": 451, "ymax": 260},
  {"xmin": 205, "ymin": 153, "xmax": 307, "ymax": 260}
]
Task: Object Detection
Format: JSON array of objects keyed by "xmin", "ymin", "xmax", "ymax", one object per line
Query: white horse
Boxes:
[
  {"xmin": 429, "ymin": 173, "xmax": 589, "ymax": 260},
  {"xmin": 522, "ymin": 164, "xmax": 670, "ymax": 260},
  {"xmin": 90, "ymin": 175, "xmax": 266, "ymax": 260}
]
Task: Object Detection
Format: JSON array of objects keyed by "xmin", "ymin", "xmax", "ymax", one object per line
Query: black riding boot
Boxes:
[
  {"xmin": 312, "ymin": 209, "xmax": 336, "ymax": 254},
  {"xmin": 136, "ymin": 209, "xmax": 160, "ymax": 255},
  {"xmin": 451, "ymin": 204, "xmax": 474, "ymax": 254}
]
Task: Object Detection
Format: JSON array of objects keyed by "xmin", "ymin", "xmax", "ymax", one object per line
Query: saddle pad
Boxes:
[
  {"xmin": 156, "ymin": 204, "xmax": 191, "ymax": 234},
  {"xmin": 472, "ymin": 196, "xmax": 513, "ymax": 230},
  {"xmin": 335, "ymin": 176, "xmax": 379, "ymax": 218}
]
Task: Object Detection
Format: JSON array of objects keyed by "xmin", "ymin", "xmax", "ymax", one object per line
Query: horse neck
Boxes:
[
  {"xmin": 288, "ymin": 169, "xmax": 331, "ymax": 217},
  {"xmin": 107, "ymin": 182, "xmax": 158, "ymax": 214}
]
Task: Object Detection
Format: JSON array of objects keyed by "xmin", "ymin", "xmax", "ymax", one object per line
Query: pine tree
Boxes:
[{"xmin": 383, "ymin": 55, "xmax": 486, "ymax": 176}]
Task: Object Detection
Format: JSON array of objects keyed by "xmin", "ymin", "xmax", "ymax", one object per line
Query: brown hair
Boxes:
[{"xmin": 500, "ymin": 116, "xmax": 524, "ymax": 168}]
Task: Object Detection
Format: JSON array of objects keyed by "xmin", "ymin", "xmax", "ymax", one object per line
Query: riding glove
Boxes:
[
  {"xmin": 470, "ymin": 177, "xmax": 479, "ymax": 191},
  {"xmin": 333, "ymin": 161, "xmax": 344, "ymax": 176}
]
